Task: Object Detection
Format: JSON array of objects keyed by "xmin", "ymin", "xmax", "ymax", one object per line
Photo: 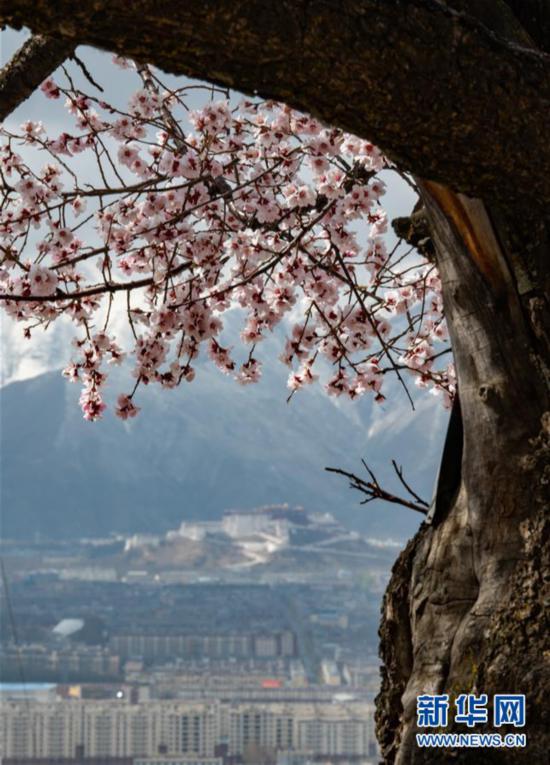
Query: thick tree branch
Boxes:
[
  {"xmin": 501, "ymin": 0, "xmax": 550, "ymax": 52},
  {"xmin": 1, "ymin": 1, "xmax": 549, "ymax": 207},
  {"xmin": 0, "ymin": 34, "xmax": 74, "ymax": 122}
]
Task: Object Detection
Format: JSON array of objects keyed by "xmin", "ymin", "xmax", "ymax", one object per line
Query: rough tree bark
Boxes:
[
  {"xmin": 377, "ymin": 190, "xmax": 550, "ymax": 763},
  {"xmin": 0, "ymin": 2, "xmax": 548, "ymax": 763}
]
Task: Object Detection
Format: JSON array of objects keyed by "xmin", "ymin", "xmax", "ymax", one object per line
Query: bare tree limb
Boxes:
[
  {"xmin": 0, "ymin": 34, "xmax": 75, "ymax": 122},
  {"xmin": 325, "ymin": 461, "xmax": 429, "ymax": 515}
]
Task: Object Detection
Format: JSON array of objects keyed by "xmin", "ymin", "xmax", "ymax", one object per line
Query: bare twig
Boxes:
[
  {"xmin": 391, "ymin": 459, "xmax": 429, "ymax": 508},
  {"xmin": 71, "ymin": 53, "xmax": 104, "ymax": 92},
  {"xmin": 325, "ymin": 460, "xmax": 428, "ymax": 515}
]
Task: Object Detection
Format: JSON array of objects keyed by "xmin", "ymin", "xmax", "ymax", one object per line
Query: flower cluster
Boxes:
[{"xmin": 0, "ymin": 60, "xmax": 453, "ymax": 419}]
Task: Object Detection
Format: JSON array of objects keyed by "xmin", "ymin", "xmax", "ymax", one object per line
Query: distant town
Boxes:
[{"xmin": 0, "ymin": 505, "xmax": 399, "ymax": 764}]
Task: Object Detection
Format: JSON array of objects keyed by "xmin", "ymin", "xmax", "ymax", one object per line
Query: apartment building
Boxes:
[
  {"xmin": 0, "ymin": 700, "xmax": 375, "ymax": 760},
  {"xmin": 224, "ymin": 704, "xmax": 374, "ymax": 758},
  {"xmin": 0, "ymin": 702, "xmax": 217, "ymax": 759},
  {"xmin": 110, "ymin": 631, "xmax": 296, "ymax": 661}
]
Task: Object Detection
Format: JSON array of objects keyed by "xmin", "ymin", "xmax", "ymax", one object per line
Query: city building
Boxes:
[
  {"xmin": 0, "ymin": 701, "xmax": 218, "ymax": 759},
  {"xmin": 319, "ymin": 661, "xmax": 341, "ymax": 687},
  {"xmin": 0, "ymin": 645, "xmax": 120, "ymax": 682},
  {"xmin": 109, "ymin": 631, "xmax": 296, "ymax": 662},
  {"xmin": 0, "ymin": 699, "xmax": 376, "ymax": 761}
]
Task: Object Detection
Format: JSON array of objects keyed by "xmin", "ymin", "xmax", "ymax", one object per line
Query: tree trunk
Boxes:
[{"xmin": 376, "ymin": 190, "xmax": 550, "ymax": 763}]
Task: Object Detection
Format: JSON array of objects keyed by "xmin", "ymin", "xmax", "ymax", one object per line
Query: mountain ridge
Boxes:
[{"xmin": 0, "ymin": 354, "xmax": 447, "ymax": 541}]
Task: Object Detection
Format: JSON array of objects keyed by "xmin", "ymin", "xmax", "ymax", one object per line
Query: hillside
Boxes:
[{"xmin": 0, "ymin": 336, "xmax": 447, "ymax": 540}]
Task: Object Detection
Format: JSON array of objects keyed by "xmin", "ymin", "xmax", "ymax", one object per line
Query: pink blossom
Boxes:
[
  {"xmin": 79, "ymin": 387, "xmax": 106, "ymax": 421},
  {"xmin": 0, "ymin": 72, "xmax": 450, "ymax": 418},
  {"xmin": 236, "ymin": 358, "xmax": 262, "ymax": 385},
  {"xmin": 71, "ymin": 197, "xmax": 87, "ymax": 217},
  {"xmin": 325, "ymin": 369, "xmax": 350, "ymax": 397},
  {"xmin": 115, "ymin": 394, "xmax": 141, "ymax": 420},
  {"xmin": 28, "ymin": 265, "xmax": 57, "ymax": 296},
  {"xmin": 40, "ymin": 78, "xmax": 60, "ymax": 99}
]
